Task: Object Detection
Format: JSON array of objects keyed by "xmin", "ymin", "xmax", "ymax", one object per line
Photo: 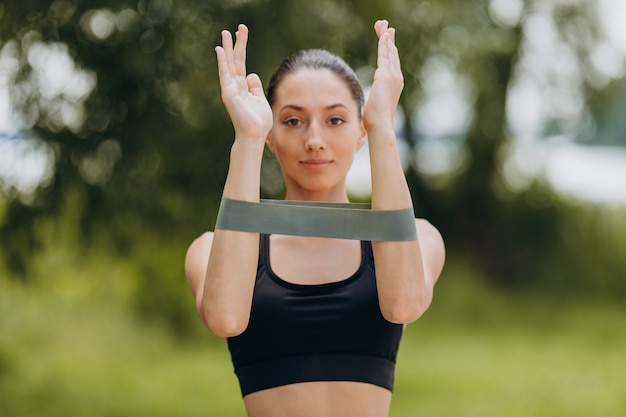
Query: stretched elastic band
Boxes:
[{"xmin": 215, "ymin": 198, "xmax": 417, "ymax": 241}]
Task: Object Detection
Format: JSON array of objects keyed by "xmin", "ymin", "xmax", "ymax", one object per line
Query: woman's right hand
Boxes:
[{"xmin": 215, "ymin": 24, "xmax": 273, "ymax": 143}]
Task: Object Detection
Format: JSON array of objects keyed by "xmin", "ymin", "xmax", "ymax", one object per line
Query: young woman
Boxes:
[{"xmin": 185, "ymin": 20, "xmax": 445, "ymax": 417}]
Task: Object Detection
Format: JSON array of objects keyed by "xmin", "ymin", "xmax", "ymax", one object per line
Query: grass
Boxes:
[
  {"xmin": 0, "ymin": 275, "xmax": 245, "ymax": 417},
  {"xmin": 392, "ymin": 266, "xmax": 626, "ymax": 417},
  {"xmin": 1, "ymin": 257, "xmax": 625, "ymax": 417}
]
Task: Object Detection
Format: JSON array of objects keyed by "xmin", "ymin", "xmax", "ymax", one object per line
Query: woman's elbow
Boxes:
[
  {"xmin": 381, "ymin": 287, "xmax": 433, "ymax": 324},
  {"xmin": 198, "ymin": 302, "xmax": 249, "ymax": 338}
]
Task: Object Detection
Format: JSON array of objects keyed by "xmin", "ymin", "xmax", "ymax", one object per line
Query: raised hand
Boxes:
[
  {"xmin": 362, "ymin": 20, "xmax": 404, "ymax": 134},
  {"xmin": 215, "ymin": 24, "xmax": 273, "ymax": 143}
]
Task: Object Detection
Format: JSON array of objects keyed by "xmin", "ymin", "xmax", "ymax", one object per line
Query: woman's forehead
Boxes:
[{"xmin": 272, "ymin": 68, "xmax": 357, "ymax": 108}]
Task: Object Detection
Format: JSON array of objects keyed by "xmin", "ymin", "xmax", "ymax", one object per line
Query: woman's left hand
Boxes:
[{"xmin": 362, "ymin": 20, "xmax": 404, "ymax": 134}]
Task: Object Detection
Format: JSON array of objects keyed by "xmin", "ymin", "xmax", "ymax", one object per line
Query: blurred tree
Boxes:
[
  {"xmin": 1, "ymin": 0, "xmax": 191, "ymax": 268},
  {"xmin": 0, "ymin": 0, "xmax": 216, "ymax": 332}
]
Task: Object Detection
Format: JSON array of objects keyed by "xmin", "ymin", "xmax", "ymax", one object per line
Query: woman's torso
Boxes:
[
  {"xmin": 231, "ymin": 234, "xmax": 400, "ymax": 417},
  {"xmin": 243, "ymin": 380, "xmax": 392, "ymax": 417}
]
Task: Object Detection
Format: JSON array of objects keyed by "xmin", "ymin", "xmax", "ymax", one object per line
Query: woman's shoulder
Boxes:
[
  {"xmin": 414, "ymin": 218, "xmax": 446, "ymax": 283},
  {"xmin": 415, "ymin": 218, "xmax": 445, "ymax": 253},
  {"xmin": 185, "ymin": 231, "xmax": 214, "ymax": 285},
  {"xmin": 415, "ymin": 218, "xmax": 441, "ymax": 240},
  {"xmin": 188, "ymin": 231, "xmax": 214, "ymax": 255}
]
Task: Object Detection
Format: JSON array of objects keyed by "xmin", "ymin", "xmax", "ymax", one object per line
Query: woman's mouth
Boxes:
[{"xmin": 300, "ymin": 159, "xmax": 332, "ymax": 170}]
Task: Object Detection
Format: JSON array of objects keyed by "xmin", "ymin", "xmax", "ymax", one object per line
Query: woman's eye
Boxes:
[
  {"xmin": 329, "ymin": 117, "xmax": 345, "ymax": 126},
  {"xmin": 284, "ymin": 118, "xmax": 301, "ymax": 126}
]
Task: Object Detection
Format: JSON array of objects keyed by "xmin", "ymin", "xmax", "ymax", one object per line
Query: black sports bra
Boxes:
[{"xmin": 227, "ymin": 234, "xmax": 403, "ymax": 396}]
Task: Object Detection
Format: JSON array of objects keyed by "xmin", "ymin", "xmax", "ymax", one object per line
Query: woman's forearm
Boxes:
[
  {"xmin": 200, "ymin": 139, "xmax": 265, "ymax": 337},
  {"xmin": 367, "ymin": 127, "xmax": 432, "ymax": 324},
  {"xmin": 367, "ymin": 126, "xmax": 412, "ymax": 210}
]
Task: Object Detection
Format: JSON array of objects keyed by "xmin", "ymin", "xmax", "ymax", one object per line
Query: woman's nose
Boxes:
[{"xmin": 305, "ymin": 121, "xmax": 326, "ymax": 151}]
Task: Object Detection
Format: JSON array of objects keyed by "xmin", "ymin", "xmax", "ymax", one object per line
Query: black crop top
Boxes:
[{"xmin": 227, "ymin": 234, "xmax": 403, "ymax": 396}]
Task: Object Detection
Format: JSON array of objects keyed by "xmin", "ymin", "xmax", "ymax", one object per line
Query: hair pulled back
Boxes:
[{"xmin": 266, "ymin": 49, "xmax": 364, "ymax": 116}]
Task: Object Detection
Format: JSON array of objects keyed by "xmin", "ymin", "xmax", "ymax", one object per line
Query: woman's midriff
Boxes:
[{"xmin": 242, "ymin": 381, "xmax": 392, "ymax": 417}]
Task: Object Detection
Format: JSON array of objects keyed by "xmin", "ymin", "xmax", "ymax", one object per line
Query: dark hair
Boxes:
[{"xmin": 266, "ymin": 49, "xmax": 364, "ymax": 116}]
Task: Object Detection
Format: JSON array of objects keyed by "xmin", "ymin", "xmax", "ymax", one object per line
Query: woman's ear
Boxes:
[
  {"xmin": 356, "ymin": 124, "xmax": 367, "ymax": 151},
  {"xmin": 266, "ymin": 134, "xmax": 276, "ymax": 153}
]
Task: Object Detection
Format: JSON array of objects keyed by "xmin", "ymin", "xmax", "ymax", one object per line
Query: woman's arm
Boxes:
[
  {"xmin": 185, "ymin": 25, "xmax": 272, "ymax": 337},
  {"xmin": 364, "ymin": 21, "xmax": 445, "ymax": 324}
]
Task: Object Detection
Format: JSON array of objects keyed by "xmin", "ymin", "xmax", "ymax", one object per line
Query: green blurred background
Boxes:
[{"xmin": 1, "ymin": 0, "xmax": 625, "ymax": 416}]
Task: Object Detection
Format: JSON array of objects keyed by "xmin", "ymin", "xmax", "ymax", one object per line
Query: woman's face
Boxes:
[{"xmin": 266, "ymin": 68, "xmax": 366, "ymax": 200}]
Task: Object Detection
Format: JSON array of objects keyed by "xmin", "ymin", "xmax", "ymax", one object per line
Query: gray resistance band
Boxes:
[{"xmin": 215, "ymin": 198, "xmax": 417, "ymax": 241}]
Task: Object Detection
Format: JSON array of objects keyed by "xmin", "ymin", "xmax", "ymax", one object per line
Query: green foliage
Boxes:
[
  {"xmin": 442, "ymin": 180, "xmax": 626, "ymax": 299},
  {"xmin": 544, "ymin": 203, "xmax": 626, "ymax": 297}
]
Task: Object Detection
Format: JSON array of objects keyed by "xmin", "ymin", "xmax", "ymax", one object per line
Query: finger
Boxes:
[
  {"xmin": 215, "ymin": 46, "xmax": 232, "ymax": 89},
  {"xmin": 386, "ymin": 28, "xmax": 402, "ymax": 72},
  {"xmin": 221, "ymin": 29, "xmax": 236, "ymax": 76},
  {"xmin": 374, "ymin": 19, "xmax": 388, "ymax": 39},
  {"xmin": 233, "ymin": 24, "xmax": 248, "ymax": 77},
  {"xmin": 246, "ymin": 73, "xmax": 264, "ymax": 97},
  {"xmin": 377, "ymin": 32, "xmax": 390, "ymax": 71}
]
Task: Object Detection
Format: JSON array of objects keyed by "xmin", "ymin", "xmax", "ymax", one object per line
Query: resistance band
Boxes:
[{"xmin": 215, "ymin": 198, "xmax": 417, "ymax": 241}]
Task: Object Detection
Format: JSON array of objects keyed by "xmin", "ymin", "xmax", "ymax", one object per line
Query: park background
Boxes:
[{"xmin": 1, "ymin": 0, "xmax": 625, "ymax": 416}]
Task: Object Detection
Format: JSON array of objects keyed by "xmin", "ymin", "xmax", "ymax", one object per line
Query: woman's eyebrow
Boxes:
[
  {"xmin": 279, "ymin": 103, "xmax": 349, "ymax": 112},
  {"xmin": 279, "ymin": 104, "xmax": 304, "ymax": 112},
  {"xmin": 325, "ymin": 103, "xmax": 349, "ymax": 111}
]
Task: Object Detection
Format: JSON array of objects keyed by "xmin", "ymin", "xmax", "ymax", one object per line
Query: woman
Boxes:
[{"xmin": 185, "ymin": 20, "xmax": 445, "ymax": 417}]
